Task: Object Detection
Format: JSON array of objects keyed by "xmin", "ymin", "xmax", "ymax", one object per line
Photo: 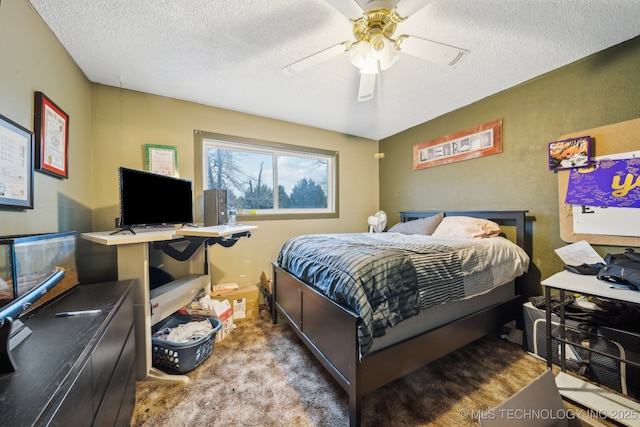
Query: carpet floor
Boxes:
[{"xmin": 131, "ymin": 309, "xmax": 562, "ymax": 426}]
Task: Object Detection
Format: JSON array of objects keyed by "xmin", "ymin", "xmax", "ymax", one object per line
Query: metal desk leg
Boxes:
[
  {"xmin": 545, "ymin": 285, "xmax": 552, "ymax": 368},
  {"xmin": 559, "ymin": 289, "xmax": 566, "ymax": 372}
]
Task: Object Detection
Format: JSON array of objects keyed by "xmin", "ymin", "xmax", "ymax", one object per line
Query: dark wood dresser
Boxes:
[{"xmin": 0, "ymin": 280, "xmax": 135, "ymax": 426}]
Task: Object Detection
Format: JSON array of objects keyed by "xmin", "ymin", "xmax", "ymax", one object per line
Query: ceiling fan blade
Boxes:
[
  {"xmin": 358, "ymin": 72, "xmax": 377, "ymax": 102},
  {"xmin": 394, "ymin": 0, "xmax": 433, "ymax": 19},
  {"xmin": 398, "ymin": 36, "xmax": 469, "ymax": 68},
  {"xmin": 324, "ymin": 0, "xmax": 363, "ymax": 20},
  {"xmin": 282, "ymin": 43, "xmax": 348, "ymax": 75}
]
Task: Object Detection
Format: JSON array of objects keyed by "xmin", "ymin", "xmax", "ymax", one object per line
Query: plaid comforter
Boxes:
[{"xmin": 277, "ymin": 233, "xmax": 504, "ymax": 357}]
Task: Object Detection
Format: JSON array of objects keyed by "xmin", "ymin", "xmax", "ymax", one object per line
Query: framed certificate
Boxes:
[
  {"xmin": 0, "ymin": 113, "xmax": 34, "ymax": 209},
  {"xmin": 145, "ymin": 144, "xmax": 179, "ymax": 177},
  {"xmin": 34, "ymin": 92, "xmax": 69, "ymax": 179}
]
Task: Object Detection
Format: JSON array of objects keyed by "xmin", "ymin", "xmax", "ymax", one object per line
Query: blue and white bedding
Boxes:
[{"xmin": 276, "ymin": 232, "xmax": 529, "ymax": 357}]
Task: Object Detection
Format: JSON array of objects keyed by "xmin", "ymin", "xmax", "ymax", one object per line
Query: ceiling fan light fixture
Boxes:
[
  {"xmin": 369, "ymin": 32, "xmax": 399, "ymax": 70},
  {"xmin": 282, "ymin": 2, "xmax": 469, "ymax": 103},
  {"xmin": 349, "ymin": 41, "xmax": 379, "ymax": 73},
  {"xmin": 349, "ymin": 36, "xmax": 398, "ymax": 74},
  {"xmin": 379, "ymin": 44, "xmax": 399, "ymax": 71},
  {"xmin": 369, "ymin": 31, "xmax": 387, "ymax": 55},
  {"xmin": 348, "ymin": 10, "xmax": 401, "ymax": 75}
]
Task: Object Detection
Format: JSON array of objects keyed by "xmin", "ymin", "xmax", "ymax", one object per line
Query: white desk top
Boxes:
[
  {"xmin": 542, "ymin": 270, "xmax": 640, "ymax": 304},
  {"xmin": 82, "ymin": 224, "xmax": 257, "ymax": 246},
  {"xmin": 176, "ymin": 224, "xmax": 257, "ymax": 237},
  {"xmin": 81, "ymin": 228, "xmax": 179, "ymax": 246}
]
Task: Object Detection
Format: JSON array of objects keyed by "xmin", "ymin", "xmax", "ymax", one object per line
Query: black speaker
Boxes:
[{"xmin": 204, "ymin": 189, "xmax": 227, "ymax": 226}]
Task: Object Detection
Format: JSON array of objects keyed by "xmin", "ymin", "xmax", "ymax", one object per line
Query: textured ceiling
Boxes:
[{"xmin": 28, "ymin": 0, "xmax": 640, "ymax": 140}]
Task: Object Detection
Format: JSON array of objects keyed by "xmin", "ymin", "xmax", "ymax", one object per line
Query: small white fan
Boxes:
[{"xmin": 368, "ymin": 210, "xmax": 387, "ymax": 233}]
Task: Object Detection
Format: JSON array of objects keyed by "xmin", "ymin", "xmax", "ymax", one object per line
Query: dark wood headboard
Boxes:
[{"xmin": 399, "ymin": 210, "xmax": 528, "ymax": 252}]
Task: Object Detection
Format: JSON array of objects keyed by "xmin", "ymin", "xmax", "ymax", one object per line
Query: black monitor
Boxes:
[{"xmin": 118, "ymin": 167, "xmax": 193, "ymax": 230}]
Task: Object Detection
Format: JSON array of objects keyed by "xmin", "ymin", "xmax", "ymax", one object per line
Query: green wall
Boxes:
[
  {"xmin": 0, "ymin": 0, "xmax": 94, "ymax": 280},
  {"xmin": 379, "ymin": 36, "xmax": 640, "ymax": 297}
]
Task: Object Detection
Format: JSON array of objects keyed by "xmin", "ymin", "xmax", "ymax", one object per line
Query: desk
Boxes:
[
  {"xmin": 542, "ymin": 271, "xmax": 640, "ymax": 426},
  {"xmin": 82, "ymin": 225, "xmax": 257, "ymax": 383},
  {"xmin": 0, "ymin": 281, "xmax": 134, "ymax": 426},
  {"xmin": 542, "ymin": 272, "xmax": 640, "ymax": 305}
]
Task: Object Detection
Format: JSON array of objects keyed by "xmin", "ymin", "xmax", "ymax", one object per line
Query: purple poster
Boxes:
[{"xmin": 565, "ymin": 157, "xmax": 640, "ymax": 208}]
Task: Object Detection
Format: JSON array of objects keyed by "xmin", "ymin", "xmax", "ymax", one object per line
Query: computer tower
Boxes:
[{"xmin": 204, "ymin": 189, "xmax": 227, "ymax": 226}]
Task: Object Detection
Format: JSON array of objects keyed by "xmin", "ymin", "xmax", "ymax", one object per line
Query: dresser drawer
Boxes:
[
  {"xmin": 93, "ymin": 323, "xmax": 135, "ymax": 426},
  {"xmin": 91, "ymin": 289, "xmax": 134, "ymax": 413},
  {"xmin": 49, "ymin": 358, "xmax": 94, "ymax": 427}
]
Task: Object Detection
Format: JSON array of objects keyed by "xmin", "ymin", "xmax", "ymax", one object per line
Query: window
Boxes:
[{"xmin": 196, "ymin": 131, "xmax": 338, "ymax": 220}]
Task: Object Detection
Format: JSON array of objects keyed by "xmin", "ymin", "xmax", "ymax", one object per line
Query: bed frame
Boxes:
[{"xmin": 271, "ymin": 210, "xmax": 528, "ymax": 426}]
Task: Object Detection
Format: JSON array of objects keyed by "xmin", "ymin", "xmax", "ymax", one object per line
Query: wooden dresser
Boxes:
[{"xmin": 0, "ymin": 280, "xmax": 135, "ymax": 426}]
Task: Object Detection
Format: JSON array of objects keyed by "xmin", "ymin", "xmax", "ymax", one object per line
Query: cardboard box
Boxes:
[
  {"xmin": 212, "ymin": 283, "xmax": 259, "ymax": 322},
  {"xmin": 213, "ymin": 299, "xmax": 233, "ymax": 342},
  {"xmin": 178, "ymin": 299, "xmax": 234, "ymax": 342},
  {"xmin": 479, "ymin": 369, "xmax": 606, "ymax": 427}
]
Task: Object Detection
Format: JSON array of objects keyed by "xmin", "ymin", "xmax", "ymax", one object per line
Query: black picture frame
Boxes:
[
  {"xmin": 0, "ymin": 113, "xmax": 34, "ymax": 209},
  {"xmin": 548, "ymin": 136, "xmax": 591, "ymax": 170}
]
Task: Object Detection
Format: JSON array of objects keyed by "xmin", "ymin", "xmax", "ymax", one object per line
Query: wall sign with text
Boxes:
[{"xmin": 413, "ymin": 119, "xmax": 502, "ymax": 170}]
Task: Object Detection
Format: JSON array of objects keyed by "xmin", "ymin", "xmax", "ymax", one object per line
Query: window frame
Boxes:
[{"xmin": 194, "ymin": 130, "xmax": 339, "ymax": 221}]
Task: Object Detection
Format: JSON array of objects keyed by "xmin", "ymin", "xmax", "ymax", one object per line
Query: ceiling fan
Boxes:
[{"xmin": 282, "ymin": 0, "xmax": 470, "ymax": 102}]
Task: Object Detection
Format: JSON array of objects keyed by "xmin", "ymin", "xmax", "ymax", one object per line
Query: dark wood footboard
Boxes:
[
  {"xmin": 272, "ymin": 263, "xmax": 359, "ymax": 391},
  {"xmin": 273, "ymin": 263, "xmax": 521, "ymax": 426},
  {"xmin": 272, "ymin": 210, "xmax": 528, "ymax": 426}
]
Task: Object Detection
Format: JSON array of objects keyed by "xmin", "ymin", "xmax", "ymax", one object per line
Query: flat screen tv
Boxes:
[{"xmin": 118, "ymin": 167, "xmax": 193, "ymax": 230}]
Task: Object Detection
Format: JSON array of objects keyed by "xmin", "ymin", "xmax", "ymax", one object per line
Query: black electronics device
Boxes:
[
  {"xmin": 117, "ymin": 167, "xmax": 193, "ymax": 232},
  {"xmin": 203, "ymin": 189, "xmax": 227, "ymax": 226}
]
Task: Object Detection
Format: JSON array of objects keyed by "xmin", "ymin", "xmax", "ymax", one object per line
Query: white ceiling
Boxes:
[{"xmin": 28, "ymin": 0, "xmax": 640, "ymax": 141}]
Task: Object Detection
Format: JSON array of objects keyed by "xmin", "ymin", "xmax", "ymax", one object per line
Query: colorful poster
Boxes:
[{"xmin": 565, "ymin": 157, "xmax": 640, "ymax": 208}]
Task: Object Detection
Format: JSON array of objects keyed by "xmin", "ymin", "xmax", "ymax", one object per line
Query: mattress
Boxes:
[
  {"xmin": 367, "ymin": 282, "xmax": 515, "ymax": 354},
  {"xmin": 277, "ymin": 232, "xmax": 529, "ymax": 356}
]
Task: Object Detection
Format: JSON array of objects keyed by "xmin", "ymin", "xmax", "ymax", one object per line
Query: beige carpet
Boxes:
[{"xmin": 131, "ymin": 309, "xmax": 552, "ymax": 426}]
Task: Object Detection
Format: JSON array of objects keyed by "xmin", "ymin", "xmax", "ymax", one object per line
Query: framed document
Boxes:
[
  {"xmin": 145, "ymin": 144, "xmax": 179, "ymax": 177},
  {"xmin": 34, "ymin": 92, "xmax": 69, "ymax": 179},
  {"xmin": 0, "ymin": 113, "xmax": 34, "ymax": 209}
]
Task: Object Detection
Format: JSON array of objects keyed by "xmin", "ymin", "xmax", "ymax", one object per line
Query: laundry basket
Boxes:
[{"xmin": 151, "ymin": 314, "xmax": 222, "ymax": 374}]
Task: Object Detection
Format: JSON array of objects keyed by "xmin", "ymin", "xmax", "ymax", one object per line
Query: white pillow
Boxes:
[
  {"xmin": 431, "ymin": 216, "xmax": 501, "ymax": 239},
  {"xmin": 388, "ymin": 213, "xmax": 444, "ymax": 235}
]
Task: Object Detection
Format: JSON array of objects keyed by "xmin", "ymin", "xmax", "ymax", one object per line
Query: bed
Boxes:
[{"xmin": 271, "ymin": 210, "xmax": 529, "ymax": 426}]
